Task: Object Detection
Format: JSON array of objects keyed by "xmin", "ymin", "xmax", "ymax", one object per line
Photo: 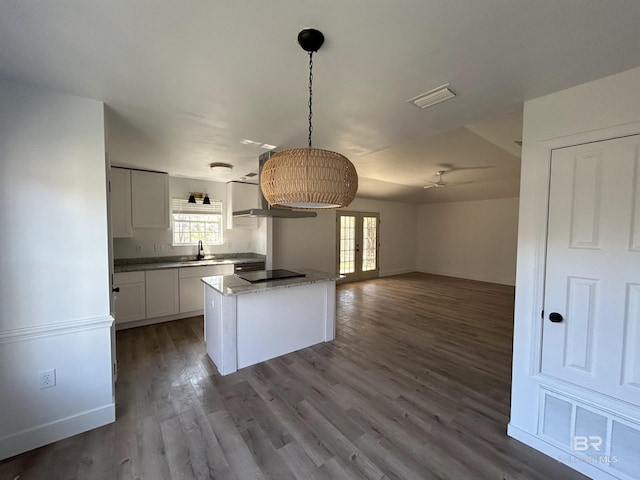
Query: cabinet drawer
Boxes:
[{"xmin": 114, "ymin": 271, "xmax": 145, "ymax": 285}]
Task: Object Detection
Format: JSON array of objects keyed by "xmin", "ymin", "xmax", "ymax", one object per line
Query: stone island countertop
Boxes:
[{"xmin": 201, "ymin": 269, "xmax": 338, "ymax": 297}]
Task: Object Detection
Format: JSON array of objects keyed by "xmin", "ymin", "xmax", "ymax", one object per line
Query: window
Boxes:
[{"xmin": 171, "ymin": 198, "xmax": 223, "ymax": 245}]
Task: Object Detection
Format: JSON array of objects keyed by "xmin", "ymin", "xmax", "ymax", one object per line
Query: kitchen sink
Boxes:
[
  {"xmin": 178, "ymin": 260, "xmax": 216, "ymax": 266},
  {"xmin": 177, "ymin": 259, "xmax": 234, "ymax": 266}
]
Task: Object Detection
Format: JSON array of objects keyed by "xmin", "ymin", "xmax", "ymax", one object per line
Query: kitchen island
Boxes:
[{"xmin": 201, "ymin": 269, "xmax": 337, "ymax": 375}]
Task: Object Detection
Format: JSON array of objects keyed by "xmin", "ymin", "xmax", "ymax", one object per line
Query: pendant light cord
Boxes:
[{"xmin": 308, "ymin": 51, "xmax": 314, "ymax": 149}]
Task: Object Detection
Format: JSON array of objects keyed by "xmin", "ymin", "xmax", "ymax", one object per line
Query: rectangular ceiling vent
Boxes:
[{"xmin": 408, "ymin": 84, "xmax": 456, "ymax": 109}]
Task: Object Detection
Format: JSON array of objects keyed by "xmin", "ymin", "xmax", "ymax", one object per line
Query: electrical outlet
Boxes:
[
  {"xmin": 154, "ymin": 243, "xmax": 162, "ymax": 252},
  {"xmin": 136, "ymin": 245, "xmax": 143, "ymax": 253},
  {"xmin": 39, "ymin": 369, "xmax": 56, "ymax": 389}
]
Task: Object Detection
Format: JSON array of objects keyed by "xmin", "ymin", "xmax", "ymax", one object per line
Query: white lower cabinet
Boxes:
[
  {"xmin": 179, "ymin": 264, "xmax": 233, "ymax": 313},
  {"xmin": 113, "ymin": 271, "xmax": 146, "ymax": 324},
  {"xmin": 145, "ymin": 269, "xmax": 179, "ymax": 318},
  {"xmin": 114, "ymin": 264, "xmax": 236, "ymax": 327}
]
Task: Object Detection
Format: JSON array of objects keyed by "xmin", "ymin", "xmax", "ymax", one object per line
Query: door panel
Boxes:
[
  {"xmin": 623, "ymin": 283, "xmax": 640, "ymax": 389},
  {"xmin": 542, "ymin": 135, "xmax": 640, "ymax": 406},
  {"xmin": 361, "ymin": 215, "xmax": 378, "ymax": 272},
  {"xmin": 564, "ymin": 276, "xmax": 597, "ymax": 372},
  {"xmin": 568, "ymin": 152, "xmax": 602, "ymax": 249},
  {"xmin": 338, "ymin": 214, "xmax": 357, "ymax": 276},
  {"xmin": 337, "ymin": 212, "xmax": 379, "ymax": 282}
]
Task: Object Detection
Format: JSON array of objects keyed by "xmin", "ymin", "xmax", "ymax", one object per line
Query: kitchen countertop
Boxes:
[
  {"xmin": 201, "ymin": 269, "xmax": 338, "ymax": 296},
  {"xmin": 114, "ymin": 254, "xmax": 265, "ymax": 273}
]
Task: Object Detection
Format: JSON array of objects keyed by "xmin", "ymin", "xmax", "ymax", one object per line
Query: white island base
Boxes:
[{"xmin": 202, "ymin": 272, "xmax": 336, "ymax": 375}]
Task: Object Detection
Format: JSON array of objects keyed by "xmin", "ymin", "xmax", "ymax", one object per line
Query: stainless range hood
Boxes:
[{"xmin": 232, "ymin": 151, "xmax": 317, "ymax": 218}]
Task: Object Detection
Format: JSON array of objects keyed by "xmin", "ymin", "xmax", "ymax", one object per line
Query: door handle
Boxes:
[
  {"xmin": 112, "ymin": 287, "xmax": 120, "ymax": 293},
  {"xmin": 549, "ymin": 312, "xmax": 563, "ymax": 323}
]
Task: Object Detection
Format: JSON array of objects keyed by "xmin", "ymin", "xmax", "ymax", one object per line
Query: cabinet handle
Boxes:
[{"xmin": 112, "ymin": 287, "xmax": 120, "ymax": 293}]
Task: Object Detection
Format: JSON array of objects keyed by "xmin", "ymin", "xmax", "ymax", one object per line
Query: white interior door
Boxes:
[
  {"xmin": 337, "ymin": 211, "xmax": 380, "ymax": 282},
  {"xmin": 542, "ymin": 134, "xmax": 640, "ymax": 406}
]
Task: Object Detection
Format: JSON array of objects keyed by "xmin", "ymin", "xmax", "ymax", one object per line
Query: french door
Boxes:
[{"xmin": 336, "ymin": 211, "xmax": 380, "ymax": 282}]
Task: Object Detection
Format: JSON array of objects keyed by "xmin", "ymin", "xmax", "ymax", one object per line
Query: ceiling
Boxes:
[{"xmin": 1, "ymin": 1, "xmax": 639, "ymax": 204}]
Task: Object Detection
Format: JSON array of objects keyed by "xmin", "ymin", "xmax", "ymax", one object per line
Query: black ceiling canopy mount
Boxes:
[{"xmin": 297, "ymin": 29, "xmax": 325, "ymax": 52}]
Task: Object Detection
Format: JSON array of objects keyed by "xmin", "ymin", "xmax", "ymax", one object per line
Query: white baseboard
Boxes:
[
  {"xmin": 379, "ymin": 268, "xmax": 415, "ymax": 277},
  {"xmin": 0, "ymin": 403, "xmax": 115, "ymax": 461},
  {"xmin": 115, "ymin": 310, "xmax": 203, "ymax": 330},
  {"xmin": 507, "ymin": 423, "xmax": 618, "ymax": 480},
  {"xmin": 415, "ymin": 268, "xmax": 515, "ymax": 286}
]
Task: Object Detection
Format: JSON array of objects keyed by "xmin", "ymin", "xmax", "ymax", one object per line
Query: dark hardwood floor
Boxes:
[{"xmin": 0, "ymin": 273, "xmax": 586, "ymax": 479}]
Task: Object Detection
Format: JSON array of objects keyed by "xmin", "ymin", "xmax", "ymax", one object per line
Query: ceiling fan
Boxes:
[
  {"xmin": 423, "ymin": 170, "xmax": 461, "ymax": 189},
  {"xmin": 423, "ymin": 164, "xmax": 492, "ymax": 189}
]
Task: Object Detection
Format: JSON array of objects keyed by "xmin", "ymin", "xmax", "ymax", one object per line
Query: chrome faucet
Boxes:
[{"xmin": 197, "ymin": 240, "xmax": 205, "ymax": 260}]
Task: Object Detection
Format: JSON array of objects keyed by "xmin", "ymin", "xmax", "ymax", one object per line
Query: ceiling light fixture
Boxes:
[
  {"xmin": 260, "ymin": 29, "xmax": 358, "ymax": 209},
  {"xmin": 210, "ymin": 162, "xmax": 233, "ymax": 172},
  {"xmin": 408, "ymin": 83, "xmax": 456, "ymax": 109}
]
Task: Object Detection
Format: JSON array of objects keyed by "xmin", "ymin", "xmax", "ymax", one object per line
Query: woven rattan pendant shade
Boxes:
[
  {"xmin": 261, "ymin": 148, "xmax": 358, "ymax": 209},
  {"xmin": 260, "ymin": 28, "xmax": 358, "ymax": 210}
]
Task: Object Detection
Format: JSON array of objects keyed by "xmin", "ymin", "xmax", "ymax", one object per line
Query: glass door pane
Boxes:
[
  {"xmin": 361, "ymin": 216, "xmax": 377, "ymax": 272},
  {"xmin": 339, "ymin": 215, "xmax": 356, "ymax": 274}
]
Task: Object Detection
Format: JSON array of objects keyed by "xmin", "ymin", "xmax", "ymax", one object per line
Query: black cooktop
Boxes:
[{"xmin": 235, "ymin": 269, "xmax": 305, "ymax": 283}]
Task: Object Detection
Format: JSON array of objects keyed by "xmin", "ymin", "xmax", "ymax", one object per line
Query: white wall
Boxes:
[
  {"xmin": 0, "ymin": 79, "xmax": 114, "ymax": 459},
  {"xmin": 509, "ymin": 67, "xmax": 640, "ymax": 477},
  {"xmin": 272, "ymin": 197, "xmax": 417, "ymax": 276},
  {"xmin": 112, "ymin": 177, "xmax": 265, "ymax": 259},
  {"xmin": 416, "ymin": 198, "xmax": 519, "ymax": 285}
]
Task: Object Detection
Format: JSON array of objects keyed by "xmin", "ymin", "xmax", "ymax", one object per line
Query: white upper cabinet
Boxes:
[
  {"xmin": 131, "ymin": 170, "xmax": 170, "ymax": 229},
  {"xmin": 227, "ymin": 182, "xmax": 259, "ymax": 229},
  {"xmin": 110, "ymin": 167, "xmax": 133, "ymax": 238}
]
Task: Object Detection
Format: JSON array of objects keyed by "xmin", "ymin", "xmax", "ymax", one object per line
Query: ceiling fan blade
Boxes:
[
  {"xmin": 423, "ymin": 184, "xmax": 437, "ymax": 189},
  {"xmin": 443, "ymin": 181, "xmax": 473, "ymax": 187},
  {"xmin": 437, "ymin": 164, "xmax": 494, "ymax": 172}
]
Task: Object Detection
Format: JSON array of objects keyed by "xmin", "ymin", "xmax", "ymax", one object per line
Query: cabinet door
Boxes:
[
  {"xmin": 110, "ymin": 168, "xmax": 132, "ymax": 238},
  {"xmin": 178, "ymin": 265, "xmax": 234, "ymax": 312},
  {"xmin": 114, "ymin": 282, "xmax": 145, "ymax": 323},
  {"xmin": 227, "ymin": 182, "xmax": 258, "ymax": 229},
  {"xmin": 146, "ymin": 269, "xmax": 179, "ymax": 318},
  {"xmin": 179, "ymin": 277, "xmax": 205, "ymax": 313},
  {"xmin": 131, "ymin": 170, "xmax": 170, "ymax": 229}
]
